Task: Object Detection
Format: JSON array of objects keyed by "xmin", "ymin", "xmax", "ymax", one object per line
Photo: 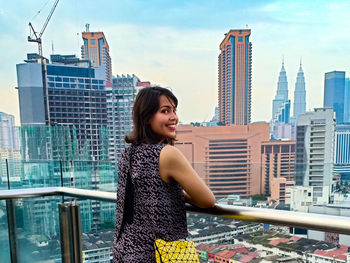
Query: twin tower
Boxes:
[{"xmin": 272, "ymin": 60, "xmax": 306, "ymax": 123}]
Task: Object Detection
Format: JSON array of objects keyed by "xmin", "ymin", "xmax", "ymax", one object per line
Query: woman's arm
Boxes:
[{"xmin": 159, "ymin": 145, "xmax": 216, "ymax": 208}]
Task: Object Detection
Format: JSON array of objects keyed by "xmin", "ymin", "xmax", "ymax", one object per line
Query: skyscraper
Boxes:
[
  {"xmin": 107, "ymin": 75, "xmax": 150, "ymax": 169},
  {"xmin": 335, "ymin": 124, "xmax": 350, "ymax": 165},
  {"xmin": 81, "ymin": 29, "xmax": 112, "ymax": 86},
  {"xmin": 295, "ymin": 108, "xmax": 335, "ymax": 200},
  {"xmin": 218, "ymin": 29, "xmax": 252, "ymax": 125},
  {"xmin": 17, "ymin": 54, "xmax": 108, "ymax": 161},
  {"xmin": 324, "ymin": 71, "xmax": 346, "ymax": 124},
  {"xmin": 293, "ymin": 62, "xmax": 306, "ymax": 120},
  {"xmin": 272, "ymin": 61, "xmax": 288, "ymax": 119},
  {"xmin": 0, "ymin": 112, "xmax": 19, "ymax": 150},
  {"xmin": 344, "ymin": 78, "xmax": 350, "ymax": 123},
  {"xmin": 271, "ymin": 61, "xmax": 292, "ymax": 140}
]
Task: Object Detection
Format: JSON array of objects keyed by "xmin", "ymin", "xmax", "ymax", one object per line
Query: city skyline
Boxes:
[{"xmin": 1, "ymin": 0, "xmax": 350, "ymax": 125}]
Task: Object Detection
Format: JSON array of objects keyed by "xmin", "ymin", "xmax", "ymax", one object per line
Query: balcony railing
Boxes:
[{"xmin": 1, "ymin": 187, "xmax": 350, "ymax": 263}]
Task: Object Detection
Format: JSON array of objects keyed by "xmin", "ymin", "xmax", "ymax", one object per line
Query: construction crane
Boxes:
[{"xmin": 28, "ymin": 0, "xmax": 60, "ymax": 126}]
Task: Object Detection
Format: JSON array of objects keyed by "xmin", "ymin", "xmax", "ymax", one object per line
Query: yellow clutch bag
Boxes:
[{"xmin": 154, "ymin": 239, "xmax": 200, "ymax": 263}]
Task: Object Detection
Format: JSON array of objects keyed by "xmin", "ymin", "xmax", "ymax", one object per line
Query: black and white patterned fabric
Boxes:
[{"xmin": 113, "ymin": 143, "xmax": 188, "ymax": 262}]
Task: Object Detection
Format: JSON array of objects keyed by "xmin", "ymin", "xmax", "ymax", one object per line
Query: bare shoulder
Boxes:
[{"xmin": 160, "ymin": 145, "xmax": 186, "ymax": 165}]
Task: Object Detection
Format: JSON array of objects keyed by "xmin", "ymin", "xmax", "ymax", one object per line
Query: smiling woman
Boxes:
[{"xmin": 113, "ymin": 86, "xmax": 215, "ymax": 262}]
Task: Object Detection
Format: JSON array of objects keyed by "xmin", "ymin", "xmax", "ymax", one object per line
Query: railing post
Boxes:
[
  {"xmin": 59, "ymin": 203, "xmax": 82, "ymax": 263},
  {"xmin": 6, "ymin": 199, "xmax": 18, "ymax": 263},
  {"xmin": 6, "ymin": 159, "xmax": 19, "ymax": 263}
]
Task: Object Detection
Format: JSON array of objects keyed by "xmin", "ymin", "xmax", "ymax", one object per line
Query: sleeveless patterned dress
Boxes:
[{"xmin": 112, "ymin": 143, "xmax": 188, "ymax": 262}]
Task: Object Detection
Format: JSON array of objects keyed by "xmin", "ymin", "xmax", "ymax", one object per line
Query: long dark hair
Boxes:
[{"xmin": 125, "ymin": 86, "xmax": 178, "ymax": 145}]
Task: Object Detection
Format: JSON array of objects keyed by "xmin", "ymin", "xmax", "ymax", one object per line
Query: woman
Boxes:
[{"xmin": 113, "ymin": 86, "xmax": 215, "ymax": 262}]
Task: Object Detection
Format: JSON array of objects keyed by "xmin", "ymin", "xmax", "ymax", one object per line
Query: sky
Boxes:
[{"xmin": 1, "ymin": 0, "xmax": 350, "ymax": 125}]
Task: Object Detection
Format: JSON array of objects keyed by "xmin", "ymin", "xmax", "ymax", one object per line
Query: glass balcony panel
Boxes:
[
  {"xmin": 0, "ymin": 159, "xmax": 9, "ymax": 190},
  {"xmin": 0, "ymin": 200, "xmax": 11, "ymax": 263},
  {"xmin": 80, "ymin": 200, "xmax": 115, "ymax": 263},
  {"xmin": 16, "ymin": 196, "xmax": 62, "ymax": 263},
  {"xmin": 20, "ymin": 160, "xmax": 62, "ymax": 189}
]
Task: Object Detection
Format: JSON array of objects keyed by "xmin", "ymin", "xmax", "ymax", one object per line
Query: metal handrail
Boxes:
[{"xmin": 1, "ymin": 187, "xmax": 350, "ymax": 235}]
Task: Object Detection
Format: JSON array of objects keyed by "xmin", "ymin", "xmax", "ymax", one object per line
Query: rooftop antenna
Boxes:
[{"xmin": 51, "ymin": 40, "xmax": 54, "ymax": 54}]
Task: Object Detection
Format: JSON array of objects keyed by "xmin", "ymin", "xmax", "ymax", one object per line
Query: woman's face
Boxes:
[{"xmin": 149, "ymin": 95, "xmax": 178, "ymax": 140}]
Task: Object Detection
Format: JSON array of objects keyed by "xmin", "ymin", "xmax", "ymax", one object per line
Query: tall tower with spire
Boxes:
[
  {"xmin": 272, "ymin": 60, "xmax": 289, "ymax": 119},
  {"xmin": 293, "ymin": 61, "xmax": 306, "ymax": 120},
  {"xmin": 271, "ymin": 60, "xmax": 291, "ymax": 140}
]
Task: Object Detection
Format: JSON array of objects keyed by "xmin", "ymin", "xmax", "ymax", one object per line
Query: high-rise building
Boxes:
[
  {"xmin": 270, "ymin": 62, "xmax": 292, "ymax": 140},
  {"xmin": 175, "ymin": 123, "xmax": 269, "ymax": 198},
  {"xmin": 324, "ymin": 71, "xmax": 346, "ymax": 124},
  {"xmin": 345, "ymin": 78, "xmax": 350, "ymax": 123},
  {"xmin": 0, "ymin": 112, "xmax": 19, "ymax": 150},
  {"xmin": 271, "ymin": 100, "xmax": 292, "ymax": 140},
  {"xmin": 17, "ymin": 54, "xmax": 108, "ymax": 161},
  {"xmin": 260, "ymin": 140, "xmax": 296, "ymax": 199},
  {"xmin": 107, "ymin": 75, "xmax": 150, "ymax": 168},
  {"xmin": 81, "ymin": 29, "xmax": 112, "ymax": 86},
  {"xmin": 293, "ymin": 62, "xmax": 306, "ymax": 120},
  {"xmin": 295, "ymin": 108, "xmax": 335, "ymax": 200},
  {"xmin": 335, "ymin": 124, "xmax": 350, "ymax": 165},
  {"xmin": 334, "ymin": 124, "xmax": 350, "ymax": 182},
  {"xmin": 272, "ymin": 61, "xmax": 289, "ymax": 119},
  {"xmin": 218, "ymin": 29, "xmax": 252, "ymax": 125}
]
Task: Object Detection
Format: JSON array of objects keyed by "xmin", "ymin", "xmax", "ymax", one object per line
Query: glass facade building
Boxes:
[
  {"xmin": 15, "ymin": 55, "xmax": 116, "ymax": 237},
  {"xmin": 272, "ymin": 62, "xmax": 289, "ymax": 120},
  {"xmin": 17, "ymin": 54, "xmax": 108, "ymax": 161},
  {"xmin": 107, "ymin": 75, "xmax": 150, "ymax": 169},
  {"xmin": 324, "ymin": 71, "xmax": 346, "ymax": 124},
  {"xmin": 0, "ymin": 112, "xmax": 19, "ymax": 151},
  {"xmin": 293, "ymin": 63, "xmax": 306, "ymax": 120},
  {"xmin": 335, "ymin": 124, "xmax": 350, "ymax": 164}
]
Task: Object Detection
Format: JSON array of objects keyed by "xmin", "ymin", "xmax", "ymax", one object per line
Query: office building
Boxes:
[
  {"xmin": 17, "ymin": 54, "xmax": 108, "ymax": 161},
  {"xmin": 334, "ymin": 124, "xmax": 350, "ymax": 182},
  {"xmin": 293, "ymin": 62, "xmax": 306, "ymax": 120},
  {"xmin": 272, "ymin": 61, "xmax": 289, "ymax": 119},
  {"xmin": 270, "ymin": 61, "xmax": 293, "ymax": 140},
  {"xmin": 0, "ymin": 112, "xmax": 19, "ymax": 150},
  {"xmin": 335, "ymin": 124, "xmax": 350, "ymax": 165},
  {"xmin": 260, "ymin": 140, "xmax": 295, "ymax": 199},
  {"xmin": 107, "ymin": 75, "xmax": 150, "ymax": 168},
  {"xmin": 344, "ymin": 78, "xmax": 350, "ymax": 123},
  {"xmin": 295, "ymin": 108, "xmax": 335, "ymax": 200},
  {"xmin": 271, "ymin": 101, "xmax": 292, "ymax": 140},
  {"xmin": 175, "ymin": 123, "xmax": 269, "ymax": 198},
  {"xmin": 218, "ymin": 29, "xmax": 252, "ymax": 125},
  {"xmin": 81, "ymin": 29, "xmax": 112, "ymax": 86},
  {"xmin": 270, "ymin": 177, "xmax": 295, "ymax": 204},
  {"xmin": 324, "ymin": 71, "xmax": 346, "ymax": 124},
  {"xmin": 16, "ymin": 54, "xmax": 115, "ymax": 235},
  {"xmin": 0, "ymin": 149, "xmax": 22, "ymax": 189}
]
